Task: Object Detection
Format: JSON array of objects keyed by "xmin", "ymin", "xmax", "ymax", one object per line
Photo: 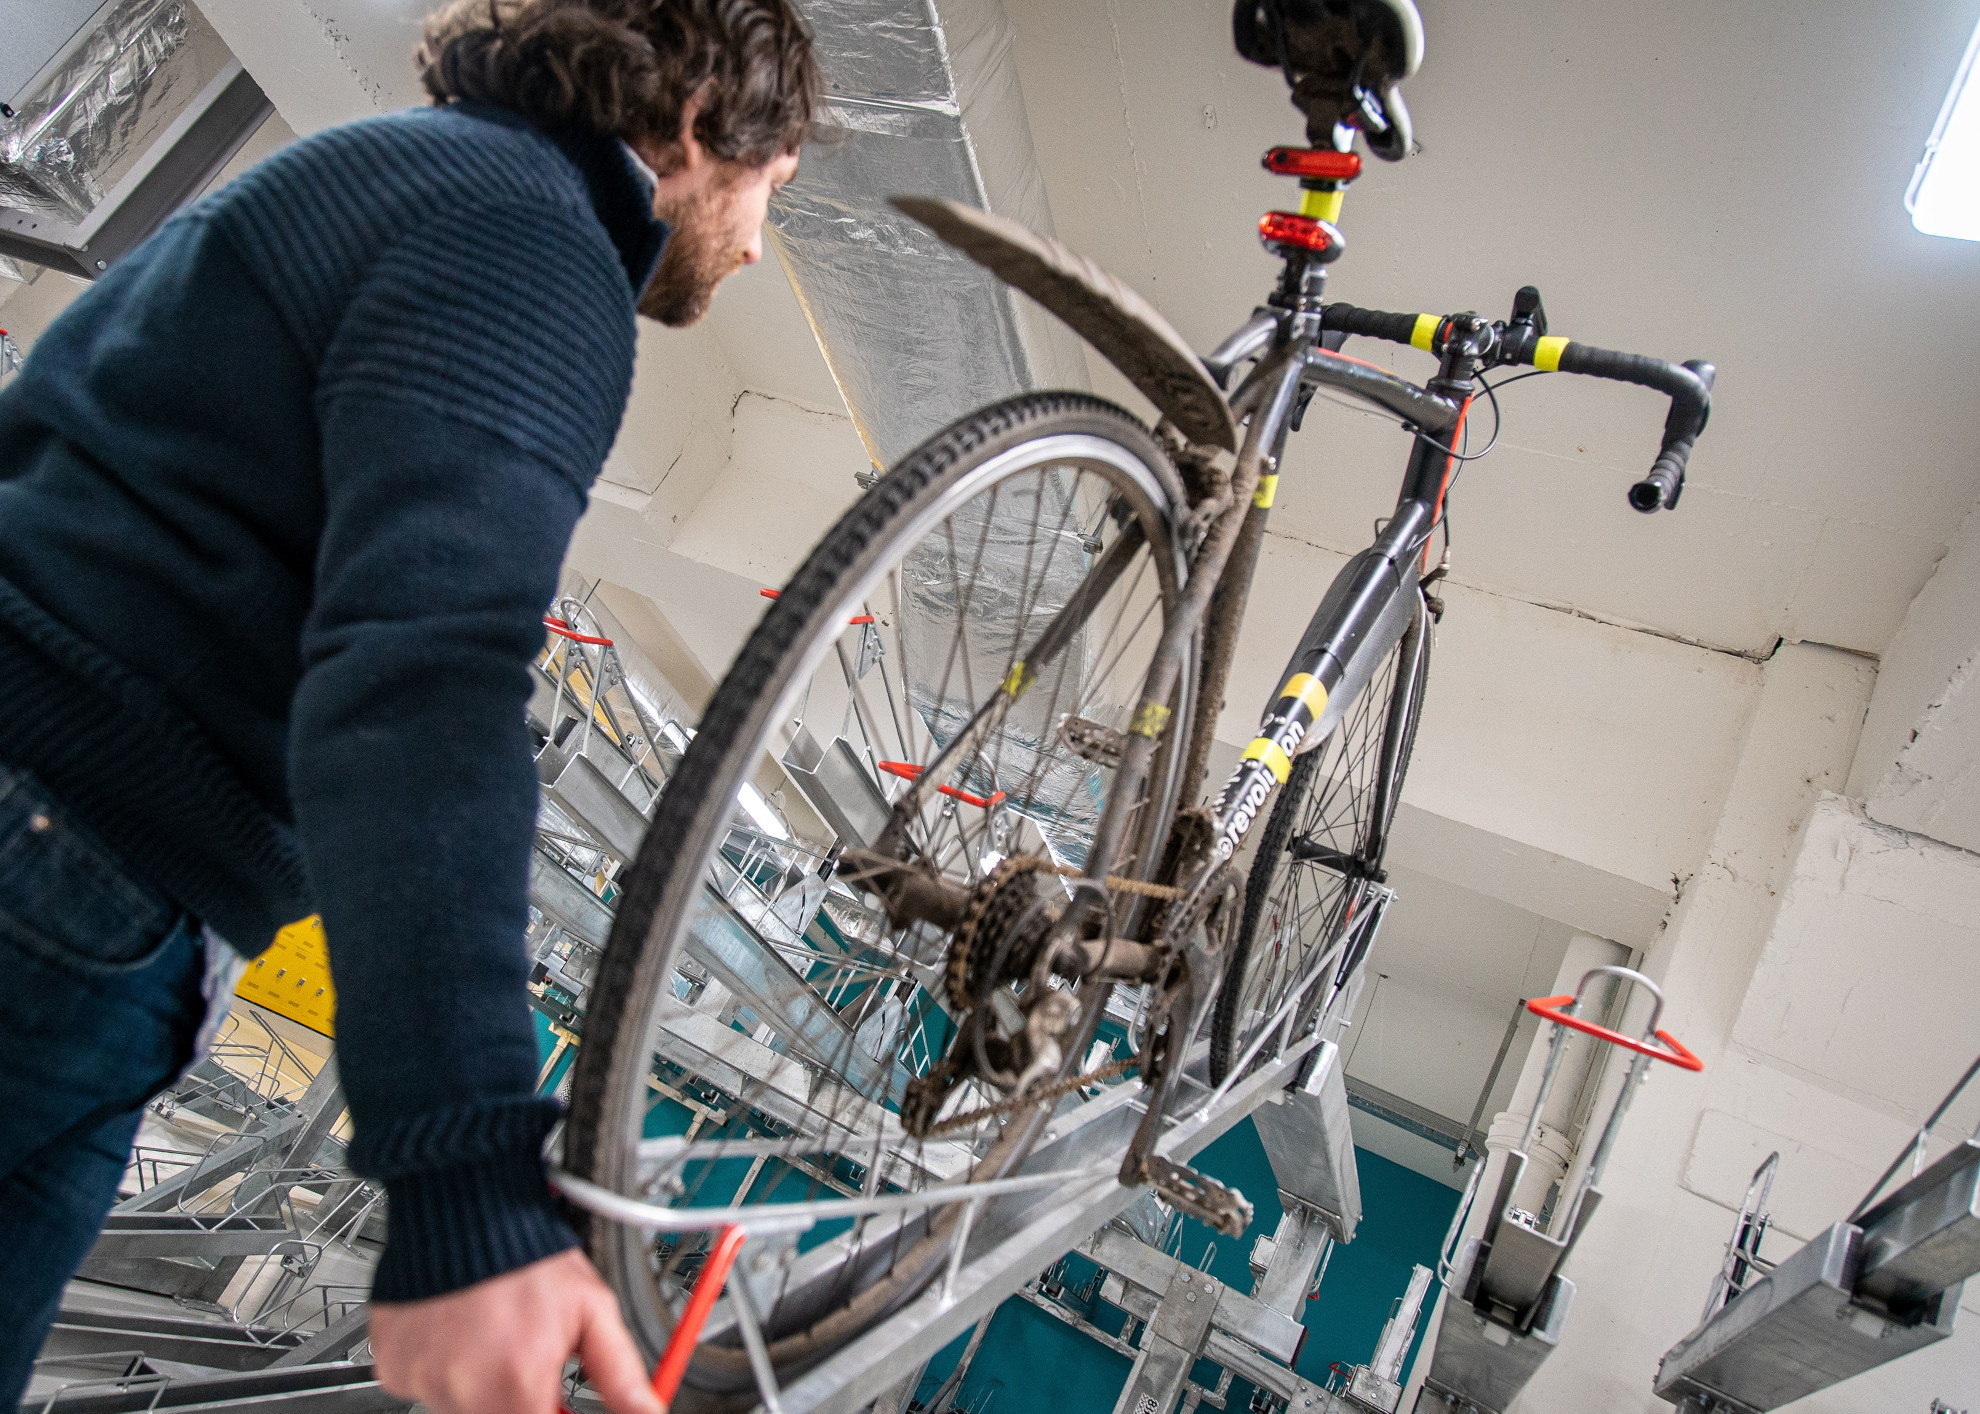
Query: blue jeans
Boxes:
[{"xmin": 0, "ymin": 760, "xmax": 205, "ymax": 1408}]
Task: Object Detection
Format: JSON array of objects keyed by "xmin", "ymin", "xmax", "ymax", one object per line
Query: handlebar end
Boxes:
[
  {"xmin": 1628, "ymin": 479, "xmax": 1666, "ymax": 514},
  {"xmin": 1630, "ymin": 446, "xmax": 1689, "ymax": 513}
]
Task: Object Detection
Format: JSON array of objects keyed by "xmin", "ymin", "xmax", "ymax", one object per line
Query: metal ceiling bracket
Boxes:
[{"xmin": 0, "ymin": 59, "xmax": 269, "ymax": 279}]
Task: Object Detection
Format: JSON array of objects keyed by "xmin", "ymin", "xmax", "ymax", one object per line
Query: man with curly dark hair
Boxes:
[{"xmin": 0, "ymin": 3, "xmax": 818, "ymax": 1410}]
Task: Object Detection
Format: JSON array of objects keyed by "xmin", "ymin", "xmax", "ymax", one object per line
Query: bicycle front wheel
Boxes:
[
  {"xmin": 563, "ymin": 393, "xmax": 1190, "ymax": 1404},
  {"xmin": 1208, "ymin": 594, "xmax": 1430, "ymax": 1086}
]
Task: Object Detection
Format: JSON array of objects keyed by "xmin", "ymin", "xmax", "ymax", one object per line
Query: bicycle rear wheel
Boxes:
[
  {"xmin": 1207, "ymin": 595, "xmax": 1430, "ymax": 1086},
  {"xmin": 562, "ymin": 393, "xmax": 1189, "ymax": 1405}
]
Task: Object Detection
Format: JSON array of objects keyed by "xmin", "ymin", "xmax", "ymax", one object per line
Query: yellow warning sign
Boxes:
[{"xmin": 236, "ymin": 914, "xmax": 337, "ymax": 1037}]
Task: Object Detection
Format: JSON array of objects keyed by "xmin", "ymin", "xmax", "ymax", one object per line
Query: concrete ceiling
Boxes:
[{"xmin": 997, "ymin": 0, "xmax": 1980, "ymax": 659}]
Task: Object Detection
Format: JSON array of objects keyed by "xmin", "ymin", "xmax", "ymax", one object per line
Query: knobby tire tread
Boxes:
[{"xmin": 562, "ymin": 392, "xmax": 1177, "ymax": 1394}]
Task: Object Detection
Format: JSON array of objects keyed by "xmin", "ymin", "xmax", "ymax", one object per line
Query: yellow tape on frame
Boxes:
[
  {"xmin": 236, "ymin": 914, "xmax": 337, "ymax": 1037},
  {"xmin": 1242, "ymin": 736, "xmax": 1293, "ymax": 784}
]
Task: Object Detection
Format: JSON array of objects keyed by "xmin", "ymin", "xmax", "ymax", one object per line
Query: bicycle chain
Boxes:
[{"xmin": 919, "ymin": 1054, "xmax": 1138, "ymax": 1139}]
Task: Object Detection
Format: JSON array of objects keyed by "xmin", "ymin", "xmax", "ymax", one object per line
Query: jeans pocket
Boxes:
[{"xmin": 0, "ymin": 771, "xmax": 177, "ymax": 972}]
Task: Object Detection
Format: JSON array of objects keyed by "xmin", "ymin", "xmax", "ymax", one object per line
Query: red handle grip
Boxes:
[
  {"xmin": 544, "ymin": 616, "xmax": 614, "ymax": 646},
  {"xmin": 876, "ymin": 760, "xmax": 1005, "ymax": 810},
  {"xmin": 759, "ymin": 588, "xmax": 874, "ymax": 625},
  {"xmin": 1525, "ymin": 994, "xmax": 1703, "ymax": 1072},
  {"xmin": 560, "ymin": 1223, "xmax": 746, "ymax": 1414}
]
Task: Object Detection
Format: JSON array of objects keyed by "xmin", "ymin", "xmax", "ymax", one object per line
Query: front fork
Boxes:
[
  {"xmin": 1205, "ymin": 495, "xmax": 1431, "ymax": 867},
  {"xmin": 1116, "ymin": 498, "xmax": 1430, "ymax": 1231}
]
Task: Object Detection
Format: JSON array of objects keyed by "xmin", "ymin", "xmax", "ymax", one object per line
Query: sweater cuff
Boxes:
[
  {"xmin": 354, "ymin": 1098, "xmax": 577, "ymax": 1303},
  {"xmin": 371, "ymin": 1143, "xmax": 578, "ymax": 1302}
]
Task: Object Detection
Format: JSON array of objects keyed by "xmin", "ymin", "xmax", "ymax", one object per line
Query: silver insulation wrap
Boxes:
[
  {"xmin": 779, "ymin": 1, "xmax": 1110, "ymax": 864},
  {"xmin": 1, "ymin": 0, "xmax": 231, "ymax": 224},
  {"xmin": 774, "ymin": 0, "xmax": 1083, "ymax": 467}
]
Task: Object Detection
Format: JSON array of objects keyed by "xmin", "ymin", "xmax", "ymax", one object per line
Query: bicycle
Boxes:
[{"xmin": 553, "ymin": 3, "xmax": 1715, "ymax": 1404}]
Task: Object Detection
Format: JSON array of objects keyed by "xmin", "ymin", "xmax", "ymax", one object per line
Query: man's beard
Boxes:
[{"xmin": 640, "ymin": 186, "xmax": 748, "ymax": 327}]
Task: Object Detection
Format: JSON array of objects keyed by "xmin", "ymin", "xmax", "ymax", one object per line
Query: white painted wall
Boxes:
[
  {"xmin": 1231, "ymin": 531, "xmax": 1763, "ymax": 948},
  {"xmin": 1850, "ymin": 493, "xmax": 1980, "ymax": 857},
  {"xmin": 1400, "ymin": 643, "xmax": 1980, "ymax": 1412}
]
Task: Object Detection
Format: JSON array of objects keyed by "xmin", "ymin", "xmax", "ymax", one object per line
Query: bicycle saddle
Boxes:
[{"xmin": 1233, "ymin": 0, "xmax": 1424, "ymax": 161}]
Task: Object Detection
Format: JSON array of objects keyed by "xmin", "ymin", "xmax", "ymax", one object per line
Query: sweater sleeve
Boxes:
[{"xmin": 289, "ymin": 200, "xmax": 636, "ymax": 1301}]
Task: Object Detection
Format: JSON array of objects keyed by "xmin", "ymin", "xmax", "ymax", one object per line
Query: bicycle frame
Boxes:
[
  {"xmin": 1198, "ymin": 337, "xmax": 1461, "ymax": 871},
  {"xmin": 1093, "ymin": 272, "xmax": 1465, "ymax": 912},
  {"xmin": 1076, "ymin": 231, "xmax": 1476, "ymax": 1221}
]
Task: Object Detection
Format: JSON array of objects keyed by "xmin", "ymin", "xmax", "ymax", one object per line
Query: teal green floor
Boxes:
[
  {"xmin": 534, "ymin": 1015, "xmax": 1459, "ymax": 1412},
  {"xmin": 912, "ymin": 1121, "xmax": 1459, "ymax": 1413}
]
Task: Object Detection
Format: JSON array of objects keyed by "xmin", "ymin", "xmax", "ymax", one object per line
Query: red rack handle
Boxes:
[
  {"xmin": 560, "ymin": 1224, "xmax": 746, "ymax": 1414},
  {"xmin": 1525, "ymin": 994, "xmax": 1703, "ymax": 1072},
  {"xmin": 759, "ymin": 588, "xmax": 874, "ymax": 625},
  {"xmin": 875, "ymin": 760, "xmax": 1005, "ymax": 810},
  {"xmin": 543, "ymin": 616, "xmax": 614, "ymax": 646}
]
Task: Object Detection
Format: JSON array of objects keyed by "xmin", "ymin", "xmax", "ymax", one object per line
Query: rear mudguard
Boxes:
[{"xmin": 891, "ymin": 195, "xmax": 1240, "ymax": 454}]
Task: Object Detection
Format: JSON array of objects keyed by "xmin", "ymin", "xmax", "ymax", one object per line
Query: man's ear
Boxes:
[{"xmin": 639, "ymin": 83, "xmax": 712, "ymax": 181}]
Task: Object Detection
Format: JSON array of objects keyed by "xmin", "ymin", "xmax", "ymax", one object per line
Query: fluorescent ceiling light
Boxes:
[
  {"xmin": 1908, "ymin": 14, "xmax": 1980, "ymax": 240},
  {"xmin": 738, "ymin": 782, "xmax": 788, "ymax": 839}
]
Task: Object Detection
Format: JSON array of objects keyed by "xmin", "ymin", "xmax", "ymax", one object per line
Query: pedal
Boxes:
[
  {"xmin": 1061, "ymin": 715, "xmax": 1128, "ymax": 767},
  {"xmin": 1140, "ymin": 1154, "xmax": 1254, "ymax": 1237}
]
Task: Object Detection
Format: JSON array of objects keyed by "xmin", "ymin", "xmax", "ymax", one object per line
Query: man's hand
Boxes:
[{"xmin": 370, "ymin": 1249, "xmax": 663, "ymax": 1414}]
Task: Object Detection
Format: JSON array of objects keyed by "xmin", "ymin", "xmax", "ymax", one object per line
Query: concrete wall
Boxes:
[
  {"xmin": 1405, "ymin": 642, "xmax": 1980, "ymax": 1411},
  {"xmin": 1849, "ymin": 494, "xmax": 1980, "ymax": 857}
]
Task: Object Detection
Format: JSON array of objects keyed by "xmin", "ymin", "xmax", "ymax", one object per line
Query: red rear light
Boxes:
[
  {"xmin": 1259, "ymin": 211, "xmax": 1334, "ymax": 252},
  {"xmin": 1262, "ymin": 147, "xmax": 1362, "ymax": 180}
]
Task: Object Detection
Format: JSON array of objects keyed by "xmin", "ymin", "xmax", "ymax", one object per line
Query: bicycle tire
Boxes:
[
  {"xmin": 562, "ymin": 393, "xmax": 1188, "ymax": 1404},
  {"xmin": 1208, "ymin": 594, "xmax": 1430, "ymax": 1085}
]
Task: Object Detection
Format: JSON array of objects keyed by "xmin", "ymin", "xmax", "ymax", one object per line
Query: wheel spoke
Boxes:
[{"xmin": 562, "ymin": 404, "xmax": 1190, "ymax": 1383}]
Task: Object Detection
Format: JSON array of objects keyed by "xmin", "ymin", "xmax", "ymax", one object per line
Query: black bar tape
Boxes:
[
  {"xmin": 1321, "ymin": 304, "xmax": 1423, "ymax": 346},
  {"xmin": 1555, "ymin": 344, "xmax": 1712, "ymax": 439}
]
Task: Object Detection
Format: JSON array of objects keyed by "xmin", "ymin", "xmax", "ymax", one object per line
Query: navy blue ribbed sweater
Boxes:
[{"xmin": 0, "ymin": 102, "xmax": 667, "ymax": 1299}]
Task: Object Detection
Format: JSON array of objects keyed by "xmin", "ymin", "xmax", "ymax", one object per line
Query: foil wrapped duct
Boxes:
[
  {"xmin": 779, "ymin": 0, "xmax": 1113, "ymax": 865},
  {"xmin": 1, "ymin": 0, "xmax": 232, "ymax": 224},
  {"xmin": 774, "ymin": 0, "xmax": 1086, "ymax": 467}
]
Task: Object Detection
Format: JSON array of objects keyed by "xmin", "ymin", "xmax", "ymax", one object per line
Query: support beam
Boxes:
[
  {"xmin": 1085, "ymin": 1227, "xmax": 1305, "ymax": 1365},
  {"xmin": 190, "ymin": 1059, "xmax": 346, "ymax": 1303},
  {"xmin": 1250, "ymin": 1202, "xmax": 1334, "ymax": 1321},
  {"xmin": 1110, "ymin": 1260, "xmax": 1222, "ymax": 1414},
  {"xmin": 112, "ymin": 1115, "xmax": 301, "ymax": 1214},
  {"xmin": 1252, "ymin": 1040, "xmax": 1360, "ymax": 1243},
  {"xmin": 774, "ymin": 1042, "xmax": 1319, "ymax": 1413}
]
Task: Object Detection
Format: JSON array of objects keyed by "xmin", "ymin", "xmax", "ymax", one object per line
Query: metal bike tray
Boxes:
[
  {"xmin": 1416, "ymin": 1240, "xmax": 1574, "ymax": 1414},
  {"xmin": 782, "ymin": 725, "xmax": 892, "ymax": 847},
  {"xmin": 1653, "ymin": 1221, "xmax": 1960, "ymax": 1412},
  {"xmin": 541, "ymin": 750, "xmax": 652, "ymax": 862},
  {"xmin": 1472, "ymin": 1151, "xmax": 1602, "ymax": 1325},
  {"xmin": 1416, "ymin": 967, "xmax": 1701, "ymax": 1414},
  {"xmin": 1855, "ymin": 1136, "xmax": 1980, "ymax": 1316}
]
